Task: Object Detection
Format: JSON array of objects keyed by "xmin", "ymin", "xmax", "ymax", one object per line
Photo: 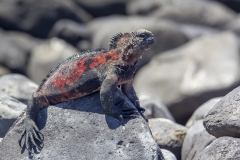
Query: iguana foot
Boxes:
[
  {"xmin": 19, "ymin": 118, "xmax": 44, "ymax": 153},
  {"xmin": 115, "ymin": 99, "xmax": 139, "ymax": 119}
]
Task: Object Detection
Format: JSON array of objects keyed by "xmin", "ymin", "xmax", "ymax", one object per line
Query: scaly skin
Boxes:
[{"xmin": 18, "ymin": 29, "xmax": 154, "ymax": 153}]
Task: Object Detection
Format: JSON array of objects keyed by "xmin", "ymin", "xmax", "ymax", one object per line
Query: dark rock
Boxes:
[
  {"xmin": 0, "ymin": 0, "xmax": 91, "ymax": 38},
  {"xmin": 127, "ymin": 0, "xmax": 236, "ymax": 30},
  {"xmin": 148, "ymin": 118, "xmax": 188, "ymax": 159},
  {"xmin": 181, "ymin": 120, "xmax": 216, "ymax": 160},
  {"xmin": 186, "ymin": 97, "xmax": 222, "ymax": 127},
  {"xmin": 88, "ymin": 16, "xmax": 188, "ymax": 68},
  {"xmin": 27, "ymin": 38, "xmax": 78, "ymax": 84},
  {"xmin": 213, "ymin": 0, "xmax": 240, "ymax": 13},
  {"xmin": 0, "ymin": 74, "xmax": 38, "ymax": 104},
  {"xmin": 161, "ymin": 149, "xmax": 177, "ymax": 160},
  {"xmin": 140, "ymin": 98, "xmax": 175, "ymax": 121},
  {"xmin": 0, "ymin": 91, "xmax": 26, "ymax": 137},
  {"xmin": 0, "ymin": 89, "xmax": 163, "ymax": 159},
  {"xmin": 197, "ymin": 137, "xmax": 240, "ymax": 160},
  {"xmin": 48, "ymin": 19, "xmax": 90, "ymax": 47},
  {"xmin": 75, "ymin": 0, "xmax": 128, "ymax": 17},
  {"xmin": 0, "ymin": 29, "xmax": 41, "ymax": 72},
  {"xmin": 134, "ymin": 32, "xmax": 240, "ymax": 124},
  {"xmin": 204, "ymin": 87, "xmax": 240, "ymax": 138}
]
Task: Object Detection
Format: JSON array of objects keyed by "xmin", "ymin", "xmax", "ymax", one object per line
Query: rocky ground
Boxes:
[{"xmin": 1, "ymin": 0, "xmax": 240, "ymax": 159}]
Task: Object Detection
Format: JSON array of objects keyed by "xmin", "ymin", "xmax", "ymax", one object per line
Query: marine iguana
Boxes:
[{"xmin": 18, "ymin": 29, "xmax": 154, "ymax": 152}]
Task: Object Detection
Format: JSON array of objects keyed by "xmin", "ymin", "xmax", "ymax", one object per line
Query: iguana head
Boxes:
[{"xmin": 109, "ymin": 29, "xmax": 154, "ymax": 65}]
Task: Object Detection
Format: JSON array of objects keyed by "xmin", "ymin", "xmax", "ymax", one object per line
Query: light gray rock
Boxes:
[
  {"xmin": 0, "ymin": 29, "xmax": 41, "ymax": 72},
  {"xmin": 181, "ymin": 120, "xmax": 216, "ymax": 160},
  {"xmin": 0, "ymin": 65, "xmax": 10, "ymax": 76},
  {"xmin": 0, "ymin": 74, "xmax": 38, "ymax": 104},
  {"xmin": 27, "ymin": 38, "xmax": 78, "ymax": 84},
  {"xmin": 140, "ymin": 98, "xmax": 175, "ymax": 121},
  {"xmin": 0, "ymin": 138, "xmax": 2, "ymax": 143},
  {"xmin": 134, "ymin": 32, "xmax": 240, "ymax": 123},
  {"xmin": 0, "ymin": 91, "xmax": 26, "ymax": 137},
  {"xmin": 161, "ymin": 149, "xmax": 177, "ymax": 160},
  {"xmin": 178, "ymin": 24, "xmax": 221, "ymax": 39},
  {"xmin": 148, "ymin": 118, "xmax": 188, "ymax": 159},
  {"xmin": 0, "ymin": 89, "xmax": 163, "ymax": 160},
  {"xmin": 150, "ymin": 0, "xmax": 236, "ymax": 28},
  {"xmin": 204, "ymin": 87, "xmax": 240, "ymax": 138},
  {"xmin": 88, "ymin": 16, "xmax": 188, "ymax": 68},
  {"xmin": 197, "ymin": 137, "xmax": 240, "ymax": 160},
  {"xmin": 226, "ymin": 15, "xmax": 240, "ymax": 37},
  {"xmin": 186, "ymin": 97, "xmax": 222, "ymax": 127}
]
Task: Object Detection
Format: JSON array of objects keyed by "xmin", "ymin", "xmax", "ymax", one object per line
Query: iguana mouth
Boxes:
[{"xmin": 146, "ymin": 36, "xmax": 154, "ymax": 45}]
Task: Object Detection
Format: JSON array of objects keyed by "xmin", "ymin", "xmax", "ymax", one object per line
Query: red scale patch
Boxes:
[{"xmin": 51, "ymin": 50, "xmax": 120, "ymax": 91}]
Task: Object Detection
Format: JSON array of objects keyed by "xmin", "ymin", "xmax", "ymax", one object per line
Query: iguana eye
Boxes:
[{"xmin": 138, "ymin": 33, "xmax": 146, "ymax": 38}]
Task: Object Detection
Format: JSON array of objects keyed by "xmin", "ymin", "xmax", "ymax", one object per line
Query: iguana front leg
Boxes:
[
  {"xmin": 19, "ymin": 92, "xmax": 49, "ymax": 152},
  {"xmin": 121, "ymin": 79, "xmax": 148, "ymax": 122},
  {"xmin": 100, "ymin": 73, "xmax": 137, "ymax": 118}
]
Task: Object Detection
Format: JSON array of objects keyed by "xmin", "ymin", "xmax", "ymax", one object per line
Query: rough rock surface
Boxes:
[
  {"xmin": 161, "ymin": 149, "xmax": 177, "ymax": 160},
  {"xmin": 134, "ymin": 32, "xmax": 240, "ymax": 123},
  {"xmin": 0, "ymin": 74, "xmax": 38, "ymax": 104},
  {"xmin": 0, "ymin": 91, "xmax": 26, "ymax": 137},
  {"xmin": 181, "ymin": 120, "xmax": 216, "ymax": 160},
  {"xmin": 0, "ymin": 0, "xmax": 91, "ymax": 38},
  {"xmin": 197, "ymin": 137, "xmax": 240, "ymax": 160},
  {"xmin": 148, "ymin": 118, "xmax": 188, "ymax": 159},
  {"xmin": 140, "ymin": 98, "xmax": 175, "ymax": 121},
  {"xmin": 27, "ymin": 38, "xmax": 78, "ymax": 84},
  {"xmin": 204, "ymin": 87, "xmax": 240, "ymax": 138},
  {"xmin": 0, "ymin": 89, "xmax": 163, "ymax": 160},
  {"xmin": 88, "ymin": 16, "xmax": 188, "ymax": 68},
  {"xmin": 186, "ymin": 97, "xmax": 222, "ymax": 127}
]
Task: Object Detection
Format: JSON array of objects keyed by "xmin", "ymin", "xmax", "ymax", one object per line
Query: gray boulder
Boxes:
[
  {"xmin": 27, "ymin": 38, "xmax": 78, "ymax": 84},
  {"xmin": 88, "ymin": 16, "xmax": 188, "ymax": 68},
  {"xmin": 181, "ymin": 120, "xmax": 216, "ymax": 160},
  {"xmin": 204, "ymin": 87, "xmax": 240, "ymax": 138},
  {"xmin": 0, "ymin": 89, "xmax": 163, "ymax": 160},
  {"xmin": 197, "ymin": 137, "xmax": 240, "ymax": 160},
  {"xmin": 134, "ymin": 32, "xmax": 240, "ymax": 123},
  {"xmin": 140, "ymin": 98, "xmax": 175, "ymax": 121},
  {"xmin": 0, "ymin": 74, "xmax": 38, "ymax": 104},
  {"xmin": 0, "ymin": 0, "xmax": 91, "ymax": 38},
  {"xmin": 0, "ymin": 65, "xmax": 10, "ymax": 76},
  {"xmin": 186, "ymin": 97, "xmax": 222, "ymax": 127},
  {"xmin": 150, "ymin": 0, "xmax": 236, "ymax": 28},
  {"xmin": 226, "ymin": 15, "xmax": 240, "ymax": 37},
  {"xmin": 0, "ymin": 29, "xmax": 41, "ymax": 72},
  {"xmin": 48, "ymin": 19, "xmax": 90, "ymax": 47},
  {"xmin": 161, "ymin": 149, "xmax": 177, "ymax": 160},
  {"xmin": 0, "ymin": 91, "xmax": 26, "ymax": 137},
  {"xmin": 148, "ymin": 118, "xmax": 188, "ymax": 159}
]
